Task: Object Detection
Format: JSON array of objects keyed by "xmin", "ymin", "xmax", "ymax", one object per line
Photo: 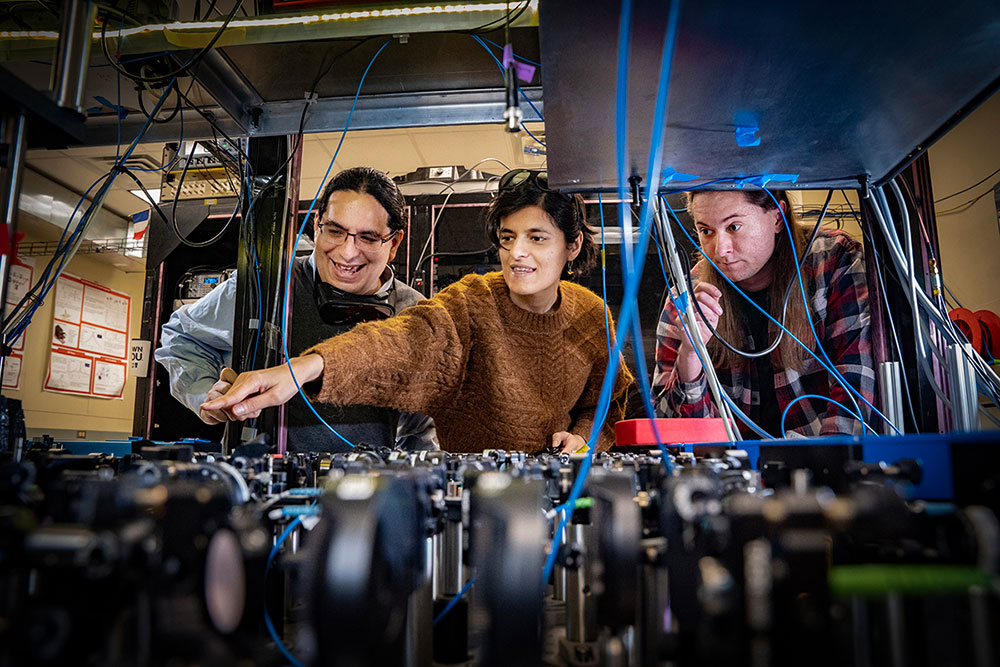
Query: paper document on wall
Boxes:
[{"xmin": 45, "ymin": 275, "xmax": 131, "ymax": 399}]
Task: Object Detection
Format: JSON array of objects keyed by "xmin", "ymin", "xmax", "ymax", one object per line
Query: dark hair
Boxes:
[
  {"xmin": 316, "ymin": 167, "xmax": 407, "ymax": 232},
  {"xmin": 684, "ymin": 189, "xmax": 814, "ymax": 370},
  {"xmin": 485, "ymin": 181, "xmax": 597, "ymax": 275}
]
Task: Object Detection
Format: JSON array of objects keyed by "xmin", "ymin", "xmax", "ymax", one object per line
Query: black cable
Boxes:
[
  {"xmin": 173, "ymin": 84, "xmax": 255, "ymax": 169},
  {"xmin": 135, "ymin": 78, "xmax": 181, "ymax": 123},
  {"xmin": 201, "ymin": 0, "xmax": 219, "ymax": 19},
  {"xmin": 849, "ymin": 196, "xmax": 921, "ymax": 431},
  {"xmin": 459, "ymin": 0, "xmax": 530, "ymax": 34},
  {"xmin": 99, "ymin": 0, "xmax": 244, "ymax": 84},
  {"xmin": 168, "ymin": 141, "xmax": 244, "ymax": 248},
  {"xmin": 253, "ymin": 38, "xmax": 378, "ymax": 202},
  {"xmin": 934, "ymin": 165, "xmax": 1000, "ymax": 203},
  {"xmin": 682, "ymin": 190, "xmax": 832, "ymax": 359},
  {"xmin": 117, "ymin": 166, "xmax": 171, "ymax": 223}
]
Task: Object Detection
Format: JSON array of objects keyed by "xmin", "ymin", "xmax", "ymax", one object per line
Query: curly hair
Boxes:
[{"xmin": 484, "ymin": 179, "xmax": 597, "ymax": 274}]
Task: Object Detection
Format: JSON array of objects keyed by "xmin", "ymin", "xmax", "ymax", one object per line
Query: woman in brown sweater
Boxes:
[{"xmin": 204, "ymin": 170, "xmax": 632, "ymax": 454}]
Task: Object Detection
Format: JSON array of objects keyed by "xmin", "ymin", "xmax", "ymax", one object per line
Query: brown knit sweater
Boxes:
[{"xmin": 302, "ymin": 272, "xmax": 632, "ymax": 453}]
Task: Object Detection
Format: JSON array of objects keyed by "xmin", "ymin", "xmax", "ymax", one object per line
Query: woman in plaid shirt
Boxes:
[{"xmin": 652, "ymin": 189, "xmax": 875, "ymax": 437}]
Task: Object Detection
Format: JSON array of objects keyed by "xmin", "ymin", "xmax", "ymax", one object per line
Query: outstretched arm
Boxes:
[{"xmin": 203, "ymin": 287, "xmax": 472, "ymax": 420}]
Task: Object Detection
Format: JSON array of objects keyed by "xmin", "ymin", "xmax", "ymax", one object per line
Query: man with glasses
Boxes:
[{"xmin": 155, "ymin": 167, "xmax": 436, "ymax": 452}]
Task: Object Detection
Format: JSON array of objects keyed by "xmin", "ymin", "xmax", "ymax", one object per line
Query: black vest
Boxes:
[{"xmin": 286, "ymin": 258, "xmax": 420, "ymax": 453}]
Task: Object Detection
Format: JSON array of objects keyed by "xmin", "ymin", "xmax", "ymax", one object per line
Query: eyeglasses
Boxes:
[
  {"xmin": 316, "ymin": 223, "xmax": 398, "ymax": 250},
  {"xmin": 498, "ymin": 169, "xmax": 554, "ymax": 193}
]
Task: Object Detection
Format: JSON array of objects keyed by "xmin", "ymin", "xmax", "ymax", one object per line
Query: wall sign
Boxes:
[{"xmin": 44, "ymin": 275, "xmax": 131, "ymax": 399}]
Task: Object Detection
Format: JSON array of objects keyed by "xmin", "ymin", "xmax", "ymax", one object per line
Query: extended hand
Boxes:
[
  {"xmin": 200, "ymin": 354, "xmax": 325, "ymax": 420},
  {"xmin": 199, "ymin": 367, "xmax": 238, "ymax": 424},
  {"xmin": 552, "ymin": 431, "xmax": 588, "ymax": 454}
]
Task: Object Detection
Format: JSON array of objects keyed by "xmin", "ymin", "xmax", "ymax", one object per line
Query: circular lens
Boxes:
[{"xmin": 204, "ymin": 528, "xmax": 246, "ymax": 634}]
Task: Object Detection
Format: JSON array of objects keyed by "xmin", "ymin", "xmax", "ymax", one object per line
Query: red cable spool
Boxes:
[
  {"xmin": 974, "ymin": 309, "xmax": 1000, "ymax": 359},
  {"xmin": 949, "ymin": 308, "xmax": 982, "ymax": 354}
]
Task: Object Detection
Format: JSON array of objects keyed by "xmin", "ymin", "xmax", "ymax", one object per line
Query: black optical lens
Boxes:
[{"xmin": 535, "ymin": 171, "xmax": 549, "ymax": 190}]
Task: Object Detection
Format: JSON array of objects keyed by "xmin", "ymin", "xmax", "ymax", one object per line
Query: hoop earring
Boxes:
[{"xmin": 566, "ymin": 260, "xmax": 574, "ymax": 276}]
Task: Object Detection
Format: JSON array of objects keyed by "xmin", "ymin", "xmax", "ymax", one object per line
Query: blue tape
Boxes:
[
  {"xmin": 734, "ymin": 111, "xmax": 760, "ymax": 147},
  {"xmin": 279, "ymin": 505, "xmax": 320, "ymax": 517},
  {"xmin": 94, "ymin": 95, "xmax": 129, "ymax": 119},
  {"xmin": 661, "ymin": 166, "xmax": 699, "ymax": 185},
  {"xmin": 675, "ymin": 290, "xmax": 690, "ymax": 312},
  {"xmin": 736, "ymin": 173, "xmax": 800, "ymax": 188}
]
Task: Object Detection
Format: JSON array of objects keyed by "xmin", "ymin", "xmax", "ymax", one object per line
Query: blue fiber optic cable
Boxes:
[
  {"xmin": 781, "ymin": 394, "xmax": 869, "ymax": 437},
  {"xmin": 660, "ymin": 194, "xmax": 900, "ymax": 436},
  {"xmin": 761, "ymin": 187, "xmax": 895, "ymax": 435},
  {"xmin": 264, "ymin": 516, "xmax": 305, "ymax": 667},
  {"xmin": 476, "ymin": 36, "xmax": 542, "ymax": 66},
  {"xmin": 618, "ymin": 208, "xmax": 671, "ymax": 464},
  {"xmin": 279, "ymin": 39, "xmax": 391, "ymax": 449},
  {"xmin": 433, "ymin": 576, "xmax": 476, "ymax": 626},
  {"xmin": 469, "ymin": 34, "xmax": 545, "ymax": 145},
  {"xmin": 7, "ymin": 78, "xmax": 178, "ymax": 339},
  {"xmin": 542, "ymin": 0, "xmax": 682, "ymax": 587},
  {"xmin": 650, "ymin": 216, "xmax": 774, "ymax": 439},
  {"xmin": 470, "ymin": 34, "xmax": 544, "ymax": 121}
]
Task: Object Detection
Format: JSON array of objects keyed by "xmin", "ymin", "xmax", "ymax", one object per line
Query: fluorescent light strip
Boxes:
[
  {"xmin": 2, "ymin": 1, "xmax": 530, "ymax": 41},
  {"xmin": 73, "ymin": 1, "xmax": 529, "ymax": 40},
  {"xmin": 0, "ymin": 30, "xmax": 60, "ymax": 38}
]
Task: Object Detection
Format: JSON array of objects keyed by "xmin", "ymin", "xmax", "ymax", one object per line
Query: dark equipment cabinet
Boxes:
[{"xmin": 132, "ymin": 199, "xmax": 241, "ymax": 442}]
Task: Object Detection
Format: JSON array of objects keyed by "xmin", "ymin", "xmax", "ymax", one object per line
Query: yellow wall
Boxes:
[
  {"xmin": 4, "ymin": 234, "xmax": 145, "ymax": 441},
  {"xmin": 927, "ymin": 90, "xmax": 1000, "ymax": 314}
]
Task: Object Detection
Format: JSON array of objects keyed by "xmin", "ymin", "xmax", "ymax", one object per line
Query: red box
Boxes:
[{"xmin": 614, "ymin": 418, "xmax": 730, "ymax": 447}]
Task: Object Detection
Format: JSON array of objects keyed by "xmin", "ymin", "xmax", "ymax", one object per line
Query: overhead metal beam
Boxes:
[
  {"xmin": 82, "ymin": 87, "xmax": 544, "ymax": 147},
  {"xmin": 256, "ymin": 87, "xmax": 543, "ymax": 135},
  {"xmin": 184, "ymin": 48, "xmax": 264, "ymax": 136}
]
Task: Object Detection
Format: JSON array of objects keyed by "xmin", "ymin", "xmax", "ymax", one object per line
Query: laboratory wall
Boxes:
[{"xmin": 4, "ymin": 234, "xmax": 145, "ymax": 442}]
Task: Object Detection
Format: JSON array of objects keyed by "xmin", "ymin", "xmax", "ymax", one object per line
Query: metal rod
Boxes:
[
  {"xmin": 405, "ymin": 536, "xmax": 434, "ymax": 667},
  {"xmin": 441, "ymin": 517, "xmax": 463, "ymax": 596},
  {"xmin": 947, "ymin": 343, "xmax": 979, "ymax": 431},
  {"xmin": 564, "ymin": 524, "xmax": 596, "ymax": 643},
  {"xmin": 878, "ymin": 361, "xmax": 905, "ymax": 434},
  {"xmin": 52, "ymin": 0, "xmax": 97, "ymax": 113}
]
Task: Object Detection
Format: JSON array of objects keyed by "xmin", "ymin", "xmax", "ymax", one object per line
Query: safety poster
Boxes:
[{"xmin": 44, "ymin": 274, "xmax": 130, "ymax": 399}]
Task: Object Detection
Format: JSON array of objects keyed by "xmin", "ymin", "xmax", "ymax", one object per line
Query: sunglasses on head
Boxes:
[{"xmin": 498, "ymin": 169, "xmax": 555, "ymax": 193}]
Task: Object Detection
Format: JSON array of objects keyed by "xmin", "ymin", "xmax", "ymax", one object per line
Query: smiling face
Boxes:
[
  {"xmin": 498, "ymin": 205, "xmax": 582, "ymax": 313},
  {"xmin": 689, "ymin": 191, "xmax": 785, "ymax": 291},
  {"xmin": 313, "ymin": 190, "xmax": 402, "ymax": 295}
]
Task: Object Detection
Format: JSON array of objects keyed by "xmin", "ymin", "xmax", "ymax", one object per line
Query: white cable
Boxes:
[
  {"xmin": 408, "ymin": 157, "xmax": 512, "ymax": 286},
  {"xmin": 654, "ymin": 197, "xmax": 740, "ymax": 441},
  {"xmin": 869, "ymin": 183, "xmax": 1000, "ymax": 414}
]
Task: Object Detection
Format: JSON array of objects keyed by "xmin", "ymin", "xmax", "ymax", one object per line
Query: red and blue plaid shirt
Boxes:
[{"xmin": 652, "ymin": 229, "xmax": 876, "ymax": 437}]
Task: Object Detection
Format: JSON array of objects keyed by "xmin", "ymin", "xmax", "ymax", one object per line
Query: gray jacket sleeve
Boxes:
[{"xmin": 153, "ymin": 275, "xmax": 236, "ymax": 416}]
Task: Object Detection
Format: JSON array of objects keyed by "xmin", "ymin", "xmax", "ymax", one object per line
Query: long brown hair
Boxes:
[{"xmin": 685, "ymin": 190, "xmax": 816, "ymax": 371}]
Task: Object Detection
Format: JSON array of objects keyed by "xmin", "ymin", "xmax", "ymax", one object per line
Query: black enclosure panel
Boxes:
[{"xmin": 539, "ymin": 0, "xmax": 1000, "ymax": 192}]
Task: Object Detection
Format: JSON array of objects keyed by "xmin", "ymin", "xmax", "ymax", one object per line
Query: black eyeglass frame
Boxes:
[{"xmin": 316, "ymin": 223, "xmax": 399, "ymax": 247}]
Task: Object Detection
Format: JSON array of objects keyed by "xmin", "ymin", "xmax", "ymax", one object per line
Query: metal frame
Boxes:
[{"xmin": 83, "ymin": 87, "xmax": 543, "ymax": 145}]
